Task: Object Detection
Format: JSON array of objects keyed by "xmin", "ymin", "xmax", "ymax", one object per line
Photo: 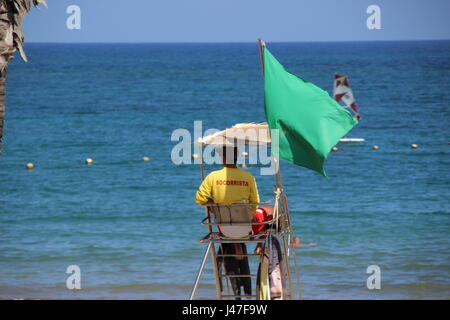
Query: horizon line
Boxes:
[{"xmin": 24, "ymin": 38, "xmax": 450, "ymax": 45}]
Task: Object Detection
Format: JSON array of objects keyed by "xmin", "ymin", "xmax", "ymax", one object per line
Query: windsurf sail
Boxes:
[{"xmin": 333, "ymin": 74, "xmax": 361, "ymax": 120}]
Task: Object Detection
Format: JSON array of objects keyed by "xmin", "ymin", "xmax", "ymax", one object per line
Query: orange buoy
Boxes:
[
  {"xmin": 142, "ymin": 156, "xmax": 150, "ymax": 162},
  {"xmin": 25, "ymin": 163, "xmax": 34, "ymax": 170},
  {"xmin": 85, "ymin": 158, "xmax": 93, "ymax": 165}
]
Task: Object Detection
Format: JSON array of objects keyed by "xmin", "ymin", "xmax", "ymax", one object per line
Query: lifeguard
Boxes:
[{"xmin": 195, "ymin": 146, "xmax": 259, "ymax": 209}]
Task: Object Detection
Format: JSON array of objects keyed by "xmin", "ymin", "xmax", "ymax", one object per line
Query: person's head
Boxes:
[{"xmin": 221, "ymin": 146, "xmax": 238, "ymax": 167}]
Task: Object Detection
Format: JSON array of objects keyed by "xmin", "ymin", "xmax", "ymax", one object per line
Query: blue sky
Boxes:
[{"xmin": 24, "ymin": 0, "xmax": 450, "ymax": 42}]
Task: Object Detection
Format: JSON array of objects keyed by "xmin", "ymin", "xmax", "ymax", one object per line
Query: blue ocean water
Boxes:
[{"xmin": 0, "ymin": 41, "xmax": 449, "ymax": 299}]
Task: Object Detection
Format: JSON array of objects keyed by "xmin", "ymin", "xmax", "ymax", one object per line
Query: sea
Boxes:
[{"xmin": 0, "ymin": 41, "xmax": 449, "ymax": 300}]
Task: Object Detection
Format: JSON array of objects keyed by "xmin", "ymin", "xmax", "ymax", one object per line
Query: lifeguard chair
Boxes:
[{"xmin": 189, "ymin": 123, "xmax": 301, "ymax": 300}]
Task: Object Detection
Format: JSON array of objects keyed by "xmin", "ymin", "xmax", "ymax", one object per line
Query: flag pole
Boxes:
[
  {"xmin": 258, "ymin": 39, "xmax": 278, "ymax": 188},
  {"xmin": 258, "ymin": 38, "xmax": 302, "ymax": 299},
  {"xmin": 257, "ymin": 38, "xmax": 265, "ymax": 78}
]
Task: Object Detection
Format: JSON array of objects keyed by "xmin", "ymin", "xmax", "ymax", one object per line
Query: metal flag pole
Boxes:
[{"xmin": 257, "ymin": 38, "xmax": 302, "ymax": 300}]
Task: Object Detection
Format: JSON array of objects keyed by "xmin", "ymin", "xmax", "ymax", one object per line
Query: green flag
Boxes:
[{"xmin": 263, "ymin": 46, "xmax": 358, "ymax": 176}]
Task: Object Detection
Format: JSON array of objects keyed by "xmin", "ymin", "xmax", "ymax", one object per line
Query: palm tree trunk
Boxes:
[{"xmin": 0, "ymin": 67, "xmax": 6, "ymax": 155}]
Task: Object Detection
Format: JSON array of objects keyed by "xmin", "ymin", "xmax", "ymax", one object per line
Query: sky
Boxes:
[{"xmin": 24, "ymin": 0, "xmax": 450, "ymax": 43}]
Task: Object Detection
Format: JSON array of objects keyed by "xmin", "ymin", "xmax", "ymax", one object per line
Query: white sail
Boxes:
[
  {"xmin": 333, "ymin": 74, "xmax": 365, "ymax": 142},
  {"xmin": 333, "ymin": 74, "xmax": 361, "ymax": 120}
]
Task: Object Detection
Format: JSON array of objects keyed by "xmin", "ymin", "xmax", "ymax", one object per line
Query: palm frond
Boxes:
[
  {"xmin": 0, "ymin": 0, "xmax": 45, "ymax": 66},
  {"xmin": 0, "ymin": 0, "xmax": 45, "ymax": 155}
]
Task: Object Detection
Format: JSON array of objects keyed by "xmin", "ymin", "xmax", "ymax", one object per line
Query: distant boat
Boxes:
[
  {"xmin": 333, "ymin": 74, "xmax": 365, "ymax": 142},
  {"xmin": 339, "ymin": 137, "xmax": 365, "ymax": 142}
]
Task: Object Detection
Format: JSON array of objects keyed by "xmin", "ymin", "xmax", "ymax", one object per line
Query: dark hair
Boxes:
[{"xmin": 222, "ymin": 146, "xmax": 238, "ymax": 165}]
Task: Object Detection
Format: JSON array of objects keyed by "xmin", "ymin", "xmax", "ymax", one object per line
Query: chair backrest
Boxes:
[{"xmin": 210, "ymin": 204, "xmax": 253, "ymax": 238}]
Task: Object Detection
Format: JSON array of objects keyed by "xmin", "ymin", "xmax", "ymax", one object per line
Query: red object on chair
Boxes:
[{"xmin": 252, "ymin": 208, "xmax": 272, "ymax": 235}]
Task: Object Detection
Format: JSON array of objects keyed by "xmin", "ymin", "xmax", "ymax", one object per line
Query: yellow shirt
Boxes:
[{"xmin": 195, "ymin": 167, "xmax": 260, "ymax": 208}]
